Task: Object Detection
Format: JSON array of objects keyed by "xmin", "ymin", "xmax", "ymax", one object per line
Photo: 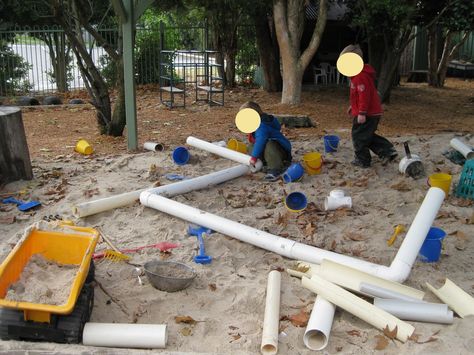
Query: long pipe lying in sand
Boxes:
[
  {"xmin": 82, "ymin": 323, "xmax": 167, "ymax": 349},
  {"xmin": 140, "ymin": 187, "xmax": 444, "ymax": 283},
  {"xmin": 450, "ymin": 137, "xmax": 474, "ymax": 160},
  {"xmin": 73, "ymin": 164, "xmax": 250, "ymax": 217},
  {"xmin": 261, "ymin": 270, "xmax": 281, "ymax": 355},
  {"xmin": 186, "ymin": 136, "xmax": 263, "ymax": 172}
]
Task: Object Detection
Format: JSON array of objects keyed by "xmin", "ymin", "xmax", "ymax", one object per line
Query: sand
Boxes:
[
  {"xmin": 5, "ymin": 254, "xmax": 78, "ymax": 306},
  {"xmin": 0, "ymin": 132, "xmax": 473, "ymax": 354}
]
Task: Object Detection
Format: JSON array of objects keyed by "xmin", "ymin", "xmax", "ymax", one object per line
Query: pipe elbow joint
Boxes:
[{"xmin": 381, "ymin": 259, "xmax": 412, "ymax": 283}]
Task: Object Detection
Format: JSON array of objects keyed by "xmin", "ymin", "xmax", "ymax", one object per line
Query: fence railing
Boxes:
[{"xmin": 0, "ymin": 22, "xmax": 259, "ymax": 97}]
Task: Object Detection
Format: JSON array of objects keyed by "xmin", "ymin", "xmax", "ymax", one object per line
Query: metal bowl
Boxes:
[{"xmin": 144, "ymin": 260, "xmax": 196, "ymax": 292}]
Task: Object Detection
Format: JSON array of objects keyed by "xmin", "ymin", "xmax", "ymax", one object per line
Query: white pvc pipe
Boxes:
[
  {"xmin": 360, "ymin": 282, "xmax": 425, "ymax": 302},
  {"xmin": 143, "ymin": 141, "xmax": 164, "ymax": 152},
  {"xmin": 260, "ymin": 270, "xmax": 281, "ymax": 355},
  {"xmin": 450, "ymin": 138, "xmax": 474, "ymax": 160},
  {"xmin": 373, "ymin": 298, "xmax": 453, "ymax": 324},
  {"xmin": 82, "ymin": 323, "xmax": 167, "ymax": 349},
  {"xmin": 186, "ymin": 136, "xmax": 263, "ymax": 172},
  {"xmin": 303, "ymin": 296, "xmax": 335, "ymax": 350},
  {"xmin": 140, "ymin": 187, "xmax": 445, "ymax": 284},
  {"xmin": 302, "ymin": 276, "xmax": 415, "ymax": 343},
  {"xmin": 426, "ymin": 278, "xmax": 474, "ymax": 318},
  {"xmin": 73, "ymin": 165, "xmax": 249, "ymax": 217}
]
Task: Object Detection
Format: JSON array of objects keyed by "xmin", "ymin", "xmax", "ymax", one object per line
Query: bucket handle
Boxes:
[{"xmin": 403, "ymin": 142, "xmax": 412, "ymax": 159}]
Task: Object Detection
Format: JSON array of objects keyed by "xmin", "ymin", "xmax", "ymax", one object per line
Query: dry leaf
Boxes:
[
  {"xmin": 208, "ymin": 283, "xmax": 217, "ymax": 291},
  {"xmin": 417, "ymin": 336, "xmax": 438, "ymax": 344},
  {"xmin": 345, "ymin": 231, "xmax": 367, "ymax": 241},
  {"xmin": 450, "ymin": 197, "xmax": 474, "ymax": 207},
  {"xmin": 175, "ymin": 316, "xmax": 196, "ymax": 325},
  {"xmin": 455, "ymin": 231, "xmax": 467, "ymax": 240},
  {"xmin": 230, "ymin": 334, "xmax": 241, "ymax": 342},
  {"xmin": 276, "ymin": 212, "xmax": 289, "ymax": 227},
  {"xmin": 304, "ymin": 222, "xmax": 316, "ymax": 237},
  {"xmin": 374, "ymin": 335, "xmax": 390, "ymax": 350},
  {"xmin": 0, "ymin": 215, "xmax": 15, "ymax": 224},
  {"xmin": 329, "ymin": 240, "xmax": 337, "ymax": 251},
  {"xmin": 383, "ymin": 325, "xmax": 398, "ymax": 339},
  {"xmin": 347, "ymin": 329, "xmax": 361, "ymax": 337},
  {"xmin": 229, "ymin": 325, "xmax": 239, "ymax": 330},
  {"xmin": 289, "ymin": 309, "xmax": 310, "ymax": 327},
  {"xmin": 390, "ymin": 180, "xmax": 411, "ymax": 191},
  {"xmin": 180, "ymin": 327, "xmax": 192, "ymax": 336},
  {"xmin": 83, "ymin": 188, "xmax": 100, "ymax": 198}
]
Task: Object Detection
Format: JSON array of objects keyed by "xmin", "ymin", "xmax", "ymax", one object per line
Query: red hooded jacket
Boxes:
[{"xmin": 349, "ymin": 64, "xmax": 383, "ymax": 117}]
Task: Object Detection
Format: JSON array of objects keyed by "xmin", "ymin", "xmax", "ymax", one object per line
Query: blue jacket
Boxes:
[{"xmin": 250, "ymin": 114, "xmax": 292, "ymax": 158}]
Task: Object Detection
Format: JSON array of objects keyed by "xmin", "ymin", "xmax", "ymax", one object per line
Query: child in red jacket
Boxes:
[{"xmin": 340, "ymin": 44, "xmax": 397, "ymax": 168}]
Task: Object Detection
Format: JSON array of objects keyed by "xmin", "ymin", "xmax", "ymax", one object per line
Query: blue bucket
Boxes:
[
  {"xmin": 172, "ymin": 146, "xmax": 190, "ymax": 165},
  {"xmin": 324, "ymin": 135, "xmax": 340, "ymax": 153},
  {"xmin": 283, "ymin": 163, "xmax": 305, "ymax": 183},
  {"xmin": 419, "ymin": 227, "xmax": 446, "ymax": 262},
  {"xmin": 285, "ymin": 192, "xmax": 308, "ymax": 212}
]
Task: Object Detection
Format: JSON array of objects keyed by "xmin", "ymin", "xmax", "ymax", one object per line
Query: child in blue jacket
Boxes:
[{"xmin": 240, "ymin": 101, "xmax": 292, "ymax": 181}]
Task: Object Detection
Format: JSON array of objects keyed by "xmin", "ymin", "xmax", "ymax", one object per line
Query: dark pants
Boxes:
[
  {"xmin": 249, "ymin": 140, "xmax": 291, "ymax": 173},
  {"xmin": 351, "ymin": 116, "xmax": 395, "ymax": 165}
]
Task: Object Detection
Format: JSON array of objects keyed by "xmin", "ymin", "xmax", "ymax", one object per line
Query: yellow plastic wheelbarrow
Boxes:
[{"xmin": 0, "ymin": 222, "xmax": 98, "ymax": 335}]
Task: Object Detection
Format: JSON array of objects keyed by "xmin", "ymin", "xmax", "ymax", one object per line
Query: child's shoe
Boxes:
[
  {"xmin": 351, "ymin": 159, "xmax": 370, "ymax": 168},
  {"xmin": 380, "ymin": 151, "xmax": 398, "ymax": 166},
  {"xmin": 264, "ymin": 170, "xmax": 282, "ymax": 182}
]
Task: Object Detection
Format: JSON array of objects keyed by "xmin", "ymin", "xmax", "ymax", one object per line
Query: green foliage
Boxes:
[
  {"xmin": 0, "ymin": 42, "xmax": 31, "ymax": 95},
  {"xmin": 235, "ymin": 25, "xmax": 259, "ymax": 84}
]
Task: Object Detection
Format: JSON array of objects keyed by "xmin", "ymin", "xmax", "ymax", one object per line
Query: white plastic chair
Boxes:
[
  {"xmin": 320, "ymin": 62, "xmax": 336, "ymax": 84},
  {"xmin": 314, "ymin": 67, "xmax": 328, "ymax": 85}
]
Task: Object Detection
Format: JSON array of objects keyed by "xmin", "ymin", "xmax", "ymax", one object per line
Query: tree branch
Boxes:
[
  {"xmin": 300, "ymin": 0, "xmax": 328, "ymax": 69},
  {"xmin": 273, "ymin": 0, "xmax": 291, "ymax": 59}
]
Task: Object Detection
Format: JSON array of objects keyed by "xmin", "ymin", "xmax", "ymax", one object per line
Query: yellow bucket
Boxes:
[
  {"xmin": 302, "ymin": 152, "xmax": 323, "ymax": 175},
  {"xmin": 428, "ymin": 173, "xmax": 452, "ymax": 196},
  {"xmin": 227, "ymin": 138, "xmax": 247, "ymax": 154},
  {"xmin": 75, "ymin": 139, "xmax": 93, "ymax": 155}
]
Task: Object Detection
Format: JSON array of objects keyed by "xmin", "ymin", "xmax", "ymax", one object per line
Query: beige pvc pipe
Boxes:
[
  {"xmin": 303, "ymin": 296, "xmax": 335, "ymax": 350},
  {"xmin": 82, "ymin": 323, "xmax": 167, "ymax": 348},
  {"xmin": 310, "ymin": 260, "xmax": 425, "ymax": 300},
  {"xmin": 261, "ymin": 270, "xmax": 281, "ymax": 355},
  {"xmin": 302, "ymin": 276, "xmax": 415, "ymax": 343},
  {"xmin": 426, "ymin": 278, "xmax": 474, "ymax": 318}
]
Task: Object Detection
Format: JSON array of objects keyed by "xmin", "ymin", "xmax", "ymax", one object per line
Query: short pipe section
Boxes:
[
  {"xmin": 374, "ymin": 298, "xmax": 453, "ymax": 324},
  {"xmin": 261, "ymin": 270, "xmax": 281, "ymax": 355},
  {"xmin": 144, "ymin": 141, "xmax": 164, "ymax": 152},
  {"xmin": 304, "ymin": 296, "xmax": 335, "ymax": 350},
  {"xmin": 82, "ymin": 323, "xmax": 167, "ymax": 349},
  {"xmin": 450, "ymin": 138, "xmax": 474, "ymax": 160}
]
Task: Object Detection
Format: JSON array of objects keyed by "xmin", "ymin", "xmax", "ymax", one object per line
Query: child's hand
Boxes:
[
  {"xmin": 249, "ymin": 157, "xmax": 258, "ymax": 166},
  {"xmin": 357, "ymin": 114, "xmax": 366, "ymax": 124}
]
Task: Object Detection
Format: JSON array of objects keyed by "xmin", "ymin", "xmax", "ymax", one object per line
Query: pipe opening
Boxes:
[
  {"xmin": 304, "ymin": 330, "xmax": 328, "ymax": 350},
  {"xmin": 261, "ymin": 344, "xmax": 277, "ymax": 354}
]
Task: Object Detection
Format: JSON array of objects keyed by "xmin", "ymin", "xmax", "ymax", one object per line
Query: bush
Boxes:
[{"xmin": 0, "ymin": 43, "xmax": 32, "ymax": 95}]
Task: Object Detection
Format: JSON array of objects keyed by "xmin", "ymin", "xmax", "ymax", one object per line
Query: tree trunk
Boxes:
[
  {"xmin": 427, "ymin": 25, "xmax": 440, "ymax": 87},
  {"xmin": 254, "ymin": 11, "xmax": 282, "ymax": 92},
  {"xmin": 0, "ymin": 107, "xmax": 33, "ymax": 184},
  {"xmin": 109, "ymin": 58, "xmax": 126, "ymax": 136},
  {"xmin": 376, "ymin": 51, "xmax": 400, "ymax": 104},
  {"xmin": 224, "ymin": 52, "xmax": 236, "ymax": 87},
  {"xmin": 273, "ymin": 0, "xmax": 327, "ymax": 105}
]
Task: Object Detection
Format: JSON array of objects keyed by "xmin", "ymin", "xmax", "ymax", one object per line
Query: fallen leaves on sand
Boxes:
[
  {"xmin": 304, "ymin": 222, "xmax": 316, "ymax": 237},
  {"xmin": 347, "ymin": 329, "xmax": 361, "ymax": 337},
  {"xmin": 352, "ymin": 177, "xmax": 369, "ymax": 188},
  {"xmin": 180, "ymin": 327, "xmax": 192, "ymax": 336},
  {"xmin": 276, "ymin": 212, "xmax": 290, "ymax": 227},
  {"xmin": 453, "ymin": 231, "xmax": 468, "ymax": 250},
  {"xmin": 450, "ymin": 197, "xmax": 474, "ymax": 207},
  {"xmin": 383, "ymin": 325, "xmax": 398, "ymax": 339},
  {"xmin": 229, "ymin": 334, "xmax": 241, "ymax": 342},
  {"xmin": 390, "ymin": 180, "xmax": 411, "ymax": 191},
  {"xmin": 83, "ymin": 188, "xmax": 100, "ymax": 198},
  {"xmin": 374, "ymin": 335, "xmax": 390, "ymax": 350},
  {"xmin": 344, "ymin": 231, "xmax": 368, "ymax": 241},
  {"xmin": 0, "ymin": 215, "xmax": 15, "ymax": 224},
  {"xmin": 208, "ymin": 283, "xmax": 217, "ymax": 291},
  {"xmin": 175, "ymin": 316, "xmax": 196, "ymax": 325},
  {"xmin": 409, "ymin": 330, "xmax": 439, "ymax": 344},
  {"xmin": 288, "ymin": 309, "xmax": 310, "ymax": 327}
]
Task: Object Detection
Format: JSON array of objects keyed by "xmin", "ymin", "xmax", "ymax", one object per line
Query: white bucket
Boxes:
[{"xmin": 399, "ymin": 154, "xmax": 422, "ymax": 174}]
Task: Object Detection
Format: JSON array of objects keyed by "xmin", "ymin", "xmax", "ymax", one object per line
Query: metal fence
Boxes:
[{"xmin": 0, "ymin": 22, "xmax": 259, "ymax": 97}]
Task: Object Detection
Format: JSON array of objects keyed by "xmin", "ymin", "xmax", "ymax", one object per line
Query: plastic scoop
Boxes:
[
  {"xmin": 2, "ymin": 197, "xmax": 41, "ymax": 211},
  {"xmin": 188, "ymin": 225, "xmax": 213, "ymax": 264},
  {"xmin": 387, "ymin": 224, "xmax": 406, "ymax": 246}
]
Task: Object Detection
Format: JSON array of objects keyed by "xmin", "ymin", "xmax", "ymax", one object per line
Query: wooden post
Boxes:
[{"xmin": 0, "ymin": 107, "xmax": 33, "ymax": 184}]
